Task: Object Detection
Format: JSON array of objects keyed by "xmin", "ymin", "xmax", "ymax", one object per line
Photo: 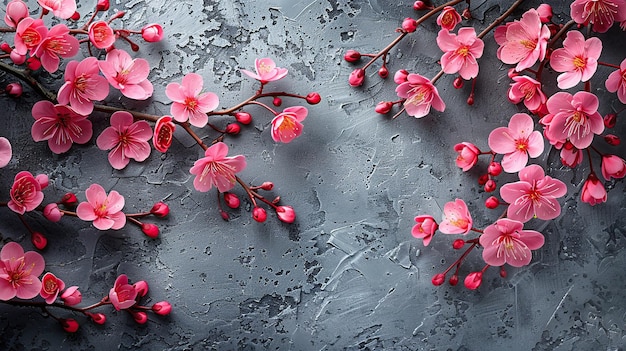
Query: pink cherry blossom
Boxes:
[
  {"xmin": 76, "ymin": 183, "xmax": 126, "ymax": 230},
  {"xmin": 508, "ymin": 75, "xmax": 546, "ymax": 112},
  {"xmin": 570, "ymin": 0, "xmax": 626, "ymax": 33},
  {"xmin": 550, "ymin": 30, "xmax": 602, "ymax": 89},
  {"xmin": 33, "ymin": 24, "xmax": 80, "ymax": 73},
  {"xmin": 7, "ymin": 171, "xmax": 45, "ymax": 215},
  {"xmin": 488, "ymin": 113, "xmax": 544, "ymax": 173},
  {"xmin": 0, "ymin": 137, "xmax": 11, "ymax": 168},
  {"xmin": 560, "ymin": 142, "xmax": 583, "ymax": 168},
  {"xmin": 439, "ymin": 198, "xmax": 473, "ymax": 235},
  {"xmin": 40, "ymin": 272, "xmax": 65, "ymax": 304},
  {"xmin": 479, "ymin": 218, "xmax": 544, "ymax": 267},
  {"xmin": 57, "ymin": 57, "xmax": 109, "ymax": 115},
  {"xmin": 5, "ymin": 0, "xmax": 29, "ymax": 28},
  {"xmin": 88, "ymin": 20, "xmax": 116, "ymax": 49},
  {"xmin": 500, "ymin": 164, "xmax": 567, "ymax": 223},
  {"xmin": 60, "ymin": 286, "xmax": 82, "ymax": 305},
  {"xmin": 241, "ymin": 58, "xmax": 288, "ymax": 83},
  {"xmin": 153, "ymin": 116, "xmax": 176, "ymax": 153},
  {"xmin": 605, "ymin": 58, "xmax": 626, "ymax": 104},
  {"xmin": 395, "ymin": 73, "xmax": 446, "ymax": 118},
  {"xmin": 436, "ymin": 27, "xmax": 484, "ymax": 80},
  {"xmin": 0, "ymin": 242, "xmax": 45, "ymax": 301},
  {"xmin": 271, "ymin": 106, "xmax": 307, "ymax": 143},
  {"xmin": 496, "ymin": 9, "xmax": 550, "ymax": 71},
  {"xmin": 109, "ymin": 274, "xmax": 137, "ymax": 310},
  {"xmin": 411, "ymin": 215, "xmax": 439, "ymax": 246},
  {"xmin": 31, "ymin": 101, "xmax": 93, "ymax": 154},
  {"xmin": 581, "ymin": 173, "xmax": 607, "ymax": 205},
  {"xmin": 601, "ymin": 154, "xmax": 626, "ymax": 180},
  {"xmin": 98, "ymin": 49, "xmax": 154, "ymax": 100},
  {"xmin": 14, "ymin": 17, "xmax": 48, "ymax": 56},
  {"xmin": 437, "ymin": 6, "xmax": 462, "ymax": 30},
  {"xmin": 141, "ymin": 23, "xmax": 164, "ymax": 42},
  {"xmin": 96, "ymin": 111, "xmax": 152, "ymax": 170},
  {"xmin": 37, "ymin": 0, "xmax": 76, "ymax": 19},
  {"xmin": 165, "ymin": 73, "xmax": 219, "ymax": 128},
  {"xmin": 189, "ymin": 142, "xmax": 246, "ymax": 192},
  {"xmin": 454, "ymin": 142, "xmax": 481, "ymax": 171},
  {"xmin": 544, "ymin": 91, "xmax": 604, "ymax": 149}
]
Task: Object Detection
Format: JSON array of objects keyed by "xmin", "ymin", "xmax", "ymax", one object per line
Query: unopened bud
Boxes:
[
  {"xmin": 133, "ymin": 280, "xmax": 149, "ymax": 297},
  {"xmin": 225, "ymin": 123, "xmax": 240, "ymax": 135},
  {"xmin": 252, "ymin": 207, "xmax": 267, "ymax": 222},
  {"xmin": 394, "ymin": 69, "xmax": 409, "ymax": 84},
  {"xmin": 70, "ymin": 11, "xmax": 80, "ymax": 20},
  {"xmin": 484, "ymin": 179, "xmax": 496, "ymax": 192},
  {"xmin": 223, "ymin": 192, "xmax": 240, "ymax": 209},
  {"xmin": 131, "ymin": 311, "xmax": 148, "ymax": 324},
  {"xmin": 272, "ymin": 97, "xmax": 282, "ymax": 106},
  {"xmin": 487, "ymin": 162, "xmax": 502, "ymax": 176},
  {"xmin": 604, "ymin": 113, "xmax": 616, "ymax": 129},
  {"xmin": 306, "ymin": 92, "xmax": 321, "ymax": 105},
  {"xmin": 97, "ymin": 0, "xmax": 110, "ymax": 11},
  {"xmin": 449, "ymin": 274, "xmax": 459, "ymax": 286},
  {"xmin": 464, "ymin": 272, "xmax": 482, "ymax": 290},
  {"xmin": 378, "ymin": 66, "xmax": 389, "ymax": 78},
  {"xmin": 485, "ymin": 196, "xmax": 500, "ymax": 209},
  {"xmin": 150, "ymin": 201, "xmax": 169, "ymax": 217},
  {"xmin": 375, "ymin": 101, "xmax": 393, "ymax": 114},
  {"xmin": 259, "ymin": 181, "xmax": 274, "ymax": 191},
  {"xmin": 5, "ymin": 82, "xmax": 22, "ymax": 97},
  {"xmin": 453, "ymin": 76, "xmax": 463, "ymax": 89},
  {"xmin": 220, "ymin": 210, "xmax": 230, "ymax": 221},
  {"xmin": 604, "ymin": 134, "xmax": 620, "ymax": 146},
  {"xmin": 152, "ymin": 301, "xmax": 172, "ymax": 315},
  {"xmin": 88, "ymin": 312, "xmax": 106, "ymax": 325},
  {"xmin": 61, "ymin": 192, "xmax": 78, "ymax": 206},
  {"xmin": 276, "ymin": 205, "xmax": 296, "ymax": 223},
  {"xmin": 431, "ymin": 273, "xmax": 445, "ymax": 286},
  {"xmin": 413, "ymin": 1, "xmax": 427, "ymax": 10},
  {"xmin": 500, "ymin": 266, "xmax": 507, "ymax": 278},
  {"xmin": 60, "ymin": 318, "xmax": 79, "ymax": 333},
  {"xmin": 452, "ymin": 239, "xmax": 465, "ymax": 250},
  {"xmin": 402, "ymin": 17, "xmax": 418, "ymax": 33},
  {"xmin": 0, "ymin": 43, "xmax": 12, "ymax": 53},
  {"xmin": 344, "ymin": 50, "xmax": 361, "ymax": 63},
  {"xmin": 234, "ymin": 111, "xmax": 252, "ymax": 125},
  {"xmin": 466, "ymin": 94, "xmax": 474, "ymax": 106},
  {"xmin": 31, "ymin": 232, "xmax": 47, "ymax": 250},
  {"xmin": 141, "ymin": 223, "xmax": 159, "ymax": 238},
  {"xmin": 348, "ymin": 68, "xmax": 365, "ymax": 87},
  {"xmin": 477, "ymin": 174, "xmax": 489, "ymax": 186},
  {"xmin": 26, "ymin": 57, "xmax": 41, "ymax": 70}
]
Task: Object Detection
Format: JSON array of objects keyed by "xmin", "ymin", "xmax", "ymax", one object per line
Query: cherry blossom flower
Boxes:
[
  {"xmin": 395, "ymin": 73, "xmax": 446, "ymax": 118},
  {"xmin": 33, "ymin": 24, "xmax": 80, "ymax": 73},
  {"xmin": 536, "ymin": 4, "xmax": 553, "ymax": 23},
  {"xmin": 0, "ymin": 137, "xmax": 11, "ymax": 168},
  {"xmin": 495, "ymin": 9, "xmax": 550, "ymax": 72},
  {"xmin": 109, "ymin": 274, "xmax": 137, "ymax": 310},
  {"xmin": 550, "ymin": 30, "xmax": 602, "ymax": 89},
  {"xmin": 60, "ymin": 286, "xmax": 82, "ymax": 305},
  {"xmin": 88, "ymin": 20, "xmax": 116, "ymax": 49},
  {"xmin": 271, "ymin": 106, "xmax": 308, "ymax": 143},
  {"xmin": 543, "ymin": 91, "xmax": 604, "ymax": 149},
  {"xmin": 581, "ymin": 173, "xmax": 607, "ymax": 205},
  {"xmin": 40, "ymin": 272, "xmax": 65, "ymax": 304},
  {"xmin": 189, "ymin": 142, "xmax": 246, "ymax": 193},
  {"xmin": 508, "ymin": 75, "xmax": 546, "ymax": 112},
  {"xmin": 436, "ymin": 27, "xmax": 484, "ymax": 80},
  {"xmin": 76, "ymin": 183, "xmax": 126, "ymax": 230},
  {"xmin": 454, "ymin": 142, "xmax": 481, "ymax": 171},
  {"xmin": 439, "ymin": 198, "xmax": 473, "ymax": 235},
  {"xmin": 96, "ymin": 111, "xmax": 152, "ymax": 170},
  {"xmin": 7, "ymin": 171, "xmax": 45, "ymax": 215},
  {"xmin": 153, "ymin": 116, "xmax": 176, "ymax": 152},
  {"xmin": 560, "ymin": 142, "xmax": 583, "ymax": 168},
  {"xmin": 43, "ymin": 203, "xmax": 64, "ymax": 222},
  {"xmin": 500, "ymin": 164, "xmax": 567, "ymax": 222},
  {"xmin": 437, "ymin": 6, "xmax": 462, "ymax": 30},
  {"xmin": 570, "ymin": 0, "xmax": 626, "ymax": 33},
  {"xmin": 241, "ymin": 58, "xmax": 288, "ymax": 83},
  {"xmin": 488, "ymin": 113, "xmax": 544, "ymax": 173},
  {"xmin": 5, "ymin": 0, "xmax": 29, "ymax": 28},
  {"xmin": 479, "ymin": 218, "xmax": 544, "ymax": 267},
  {"xmin": 165, "ymin": 73, "xmax": 219, "ymax": 128},
  {"xmin": 31, "ymin": 101, "xmax": 93, "ymax": 154},
  {"xmin": 605, "ymin": 58, "xmax": 626, "ymax": 104},
  {"xmin": 14, "ymin": 17, "xmax": 48, "ymax": 56},
  {"xmin": 411, "ymin": 215, "xmax": 439, "ymax": 246},
  {"xmin": 37, "ymin": 0, "xmax": 76, "ymax": 19},
  {"xmin": 141, "ymin": 23, "xmax": 164, "ymax": 42},
  {"xmin": 0, "ymin": 242, "xmax": 45, "ymax": 301},
  {"xmin": 98, "ymin": 49, "xmax": 154, "ymax": 100},
  {"xmin": 601, "ymin": 154, "xmax": 626, "ymax": 180},
  {"xmin": 57, "ymin": 57, "xmax": 109, "ymax": 115}
]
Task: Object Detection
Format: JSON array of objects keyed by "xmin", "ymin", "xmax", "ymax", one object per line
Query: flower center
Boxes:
[
  {"xmin": 11, "ymin": 178, "xmax": 35, "ymax": 206},
  {"xmin": 520, "ymin": 39, "xmax": 536, "ymax": 50},
  {"xmin": 406, "ymin": 86, "xmax": 430, "ymax": 106},
  {"xmin": 258, "ymin": 62, "xmax": 272, "ymax": 74},
  {"xmin": 573, "ymin": 56, "xmax": 586, "ymax": 69},
  {"xmin": 184, "ymin": 97, "xmax": 198, "ymax": 111},
  {"xmin": 75, "ymin": 75, "xmax": 89, "ymax": 92},
  {"xmin": 22, "ymin": 29, "xmax": 42, "ymax": 47},
  {"xmin": 564, "ymin": 111, "xmax": 590, "ymax": 139},
  {"xmin": 44, "ymin": 278, "xmax": 58, "ymax": 293},
  {"xmin": 95, "ymin": 202, "xmax": 108, "ymax": 217},
  {"xmin": 456, "ymin": 46, "xmax": 470, "ymax": 57}
]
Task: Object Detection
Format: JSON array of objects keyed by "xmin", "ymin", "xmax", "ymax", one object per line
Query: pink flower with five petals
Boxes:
[
  {"xmin": 165, "ymin": 73, "xmax": 219, "ymax": 128},
  {"xmin": 88, "ymin": 21, "xmax": 115, "ymax": 49},
  {"xmin": 439, "ymin": 198, "xmax": 473, "ymax": 235},
  {"xmin": 496, "ymin": 9, "xmax": 550, "ymax": 72},
  {"xmin": 543, "ymin": 91, "xmax": 604, "ymax": 149},
  {"xmin": 488, "ymin": 113, "xmax": 544, "ymax": 173},
  {"xmin": 395, "ymin": 73, "xmax": 446, "ymax": 118},
  {"xmin": 479, "ymin": 218, "xmax": 544, "ymax": 267},
  {"xmin": 189, "ymin": 142, "xmax": 246, "ymax": 193},
  {"xmin": 57, "ymin": 57, "xmax": 110, "ymax": 115},
  {"xmin": 40, "ymin": 272, "xmax": 65, "ymax": 304},
  {"xmin": 0, "ymin": 242, "xmax": 45, "ymax": 301},
  {"xmin": 605, "ymin": 58, "xmax": 626, "ymax": 104},
  {"xmin": 436, "ymin": 27, "xmax": 484, "ymax": 80},
  {"xmin": 31, "ymin": 101, "xmax": 93, "ymax": 154},
  {"xmin": 241, "ymin": 58, "xmax": 288, "ymax": 83},
  {"xmin": 411, "ymin": 215, "xmax": 439, "ymax": 246},
  {"xmin": 99, "ymin": 49, "xmax": 154, "ymax": 100},
  {"xmin": 109, "ymin": 274, "xmax": 137, "ymax": 310},
  {"xmin": 570, "ymin": 0, "xmax": 626, "ymax": 33},
  {"xmin": 76, "ymin": 184, "xmax": 126, "ymax": 230},
  {"xmin": 32, "ymin": 24, "xmax": 80, "ymax": 73},
  {"xmin": 271, "ymin": 106, "xmax": 307, "ymax": 143},
  {"xmin": 550, "ymin": 30, "xmax": 602, "ymax": 89},
  {"xmin": 508, "ymin": 75, "xmax": 546, "ymax": 112},
  {"xmin": 500, "ymin": 164, "xmax": 567, "ymax": 223},
  {"xmin": 8, "ymin": 171, "xmax": 45, "ymax": 215},
  {"xmin": 14, "ymin": 18, "xmax": 48, "ymax": 56},
  {"xmin": 96, "ymin": 111, "xmax": 152, "ymax": 170}
]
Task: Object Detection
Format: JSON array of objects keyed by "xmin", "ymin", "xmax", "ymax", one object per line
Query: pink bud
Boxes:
[
  {"xmin": 536, "ymin": 4, "xmax": 552, "ymax": 23},
  {"xmin": 448, "ymin": 274, "xmax": 459, "ymax": 286},
  {"xmin": 31, "ymin": 232, "xmax": 47, "ymax": 250},
  {"xmin": 306, "ymin": 92, "xmax": 321, "ymax": 105},
  {"xmin": 26, "ymin": 57, "xmax": 41, "ymax": 70},
  {"xmin": 343, "ymin": 50, "xmax": 361, "ymax": 63},
  {"xmin": 150, "ymin": 201, "xmax": 169, "ymax": 217},
  {"xmin": 141, "ymin": 23, "xmax": 164, "ymax": 42},
  {"xmin": 477, "ymin": 174, "xmax": 489, "ymax": 186},
  {"xmin": 225, "ymin": 123, "xmax": 241, "ymax": 135},
  {"xmin": 259, "ymin": 181, "xmax": 274, "ymax": 191},
  {"xmin": 5, "ymin": 82, "xmax": 22, "ymax": 97},
  {"xmin": 88, "ymin": 312, "xmax": 107, "ymax": 325},
  {"xmin": 461, "ymin": 8, "xmax": 472, "ymax": 20},
  {"xmin": 484, "ymin": 179, "xmax": 496, "ymax": 192},
  {"xmin": 485, "ymin": 196, "xmax": 500, "ymax": 209},
  {"xmin": 413, "ymin": 1, "xmax": 427, "ymax": 10},
  {"xmin": 152, "ymin": 301, "xmax": 172, "ymax": 316},
  {"xmin": 375, "ymin": 101, "xmax": 393, "ymax": 114},
  {"xmin": 394, "ymin": 69, "xmax": 409, "ymax": 84},
  {"xmin": 10, "ymin": 51, "xmax": 25, "ymax": 65},
  {"xmin": 452, "ymin": 239, "xmax": 465, "ymax": 250},
  {"xmin": 35, "ymin": 174, "xmax": 49, "ymax": 189},
  {"xmin": 378, "ymin": 66, "xmax": 389, "ymax": 78},
  {"xmin": 487, "ymin": 162, "xmax": 502, "ymax": 176},
  {"xmin": 141, "ymin": 223, "xmax": 159, "ymax": 238},
  {"xmin": 97, "ymin": 0, "xmax": 110, "ymax": 11},
  {"xmin": 464, "ymin": 272, "xmax": 482, "ymax": 290},
  {"xmin": 133, "ymin": 280, "xmax": 149, "ymax": 297},
  {"xmin": 431, "ymin": 273, "xmax": 445, "ymax": 286},
  {"xmin": 276, "ymin": 205, "xmax": 296, "ymax": 223},
  {"xmin": 4, "ymin": 0, "xmax": 29, "ymax": 28},
  {"xmin": 605, "ymin": 134, "xmax": 620, "ymax": 146},
  {"xmin": 61, "ymin": 286, "xmax": 82, "ymax": 306},
  {"xmin": 220, "ymin": 210, "xmax": 230, "ymax": 221},
  {"xmin": 61, "ymin": 192, "xmax": 78, "ymax": 206},
  {"xmin": 131, "ymin": 311, "xmax": 148, "ymax": 324},
  {"xmin": 252, "ymin": 207, "xmax": 267, "ymax": 222},
  {"xmin": 1, "ymin": 43, "xmax": 12, "ymax": 53},
  {"xmin": 604, "ymin": 113, "xmax": 616, "ymax": 129},
  {"xmin": 60, "ymin": 318, "xmax": 79, "ymax": 332},
  {"xmin": 452, "ymin": 76, "xmax": 463, "ymax": 89},
  {"xmin": 223, "ymin": 192, "xmax": 240, "ymax": 209},
  {"xmin": 348, "ymin": 68, "xmax": 365, "ymax": 87},
  {"xmin": 234, "ymin": 112, "xmax": 252, "ymax": 125},
  {"xmin": 402, "ymin": 17, "xmax": 418, "ymax": 32},
  {"xmin": 70, "ymin": 11, "xmax": 80, "ymax": 20},
  {"xmin": 43, "ymin": 203, "xmax": 64, "ymax": 222},
  {"xmin": 272, "ymin": 97, "xmax": 282, "ymax": 107},
  {"xmin": 466, "ymin": 94, "xmax": 474, "ymax": 106},
  {"xmin": 499, "ymin": 266, "xmax": 507, "ymax": 278}
]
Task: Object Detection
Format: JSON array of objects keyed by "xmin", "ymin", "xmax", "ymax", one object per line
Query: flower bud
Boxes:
[
  {"xmin": 272, "ymin": 97, "xmax": 282, "ymax": 106},
  {"xmin": 464, "ymin": 272, "xmax": 482, "ymax": 290},
  {"xmin": 4, "ymin": 0, "xmax": 29, "ymax": 28},
  {"xmin": 348, "ymin": 68, "xmax": 365, "ymax": 87},
  {"xmin": 150, "ymin": 201, "xmax": 169, "ymax": 217},
  {"xmin": 448, "ymin": 274, "xmax": 459, "ymax": 286},
  {"xmin": 461, "ymin": 8, "xmax": 472, "ymax": 20},
  {"xmin": 141, "ymin": 223, "xmax": 159, "ymax": 238},
  {"xmin": 1, "ymin": 43, "xmax": 12, "ymax": 53},
  {"xmin": 60, "ymin": 318, "xmax": 79, "ymax": 333},
  {"xmin": 276, "ymin": 205, "xmax": 296, "ymax": 223},
  {"xmin": 234, "ymin": 112, "xmax": 252, "ymax": 125},
  {"xmin": 487, "ymin": 162, "xmax": 502, "ymax": 176},
  {"xmin": 252, "ymin": 207, "xmax": 267, "ymax": 222},
  {"xmin": 477, "ymin": 174, "xmax": 489, "ymax": 186},
  {"xmin": 413, "ymin": 1, "xmax": 427, "ymax": 10},
  {"xmin": 61, "ymin": 192, "xmax": 78, "ymax": 206},
  {"xmin": 484, "ymin": 179, "xmax": 496, "ymax": 192},
  {"xmin": 133, "ymin": 280, "xmax": 149, "ymax": 297},
  {"xmin": 394, "ymin": 69, "xmax": 409, "ymax": 84},
  {"xmin": 152, "ymin": 301, "xmax": 172, "ymax": 316},
  {"xmin": 97, "ymin": 0, "xmax": 110, "ymax": 11},
  {"xmin": 306, "ymin": 92, "xmax": 321, "ymax": 105},
  {"xmin": 452, "ymin": 239, "xmax": 465, "ymax": 250},
  {"xmin": 604, "ymin": 134, "xmax": 620, "ymax": 146},
  {"xmin": 5, "ymin": 82, "xmax": 22, "ymax": 97},
  {"xmin": 536, "ymin": 4, "xmax": 552, "ymax": 23},
  {"xmin": 36, "ymin": 174, "xmax": 49, "ymax": 189},
  {"xmin": 431, "ymin": 273, "xmax": 445, "ymax": 286},
  {"xmin": 26, "ymin": 57, "xmax": 41, "ymax": 70},
  {"xmin": 581, "ymin": 173, "xmax": 607, "ymax": 205},
  {"xmin": 61, "ymin": 286, "xmax": 82, "ymax": 306},
  {"xmin": 378, "ymin": 66, "xmax": 389, "ymax": 78},
  {"xmin": 10, "ymin": 51, "xmax": 25, "ymax": 65},
  {"xmin": 499, "ymin": 266, "xmax": 507, "ymax": 278},
  {"xmin": 343, "ymin": 50, "xmax": 361, "ymax": 63},
  {"xmin": 603, "ymin": 113, "xmax": 616, "ymax": 129},
  {"xmin": 375, "ymin": 101, "xmax": 393, "ymax": 114},
  {"xmin": 453, "ymin": 76, "xmax": 463, "ymax": 89},
  {"xmin": 485, "ymin": 196, "xmax": 500, "ymax": 209},
  {"xmin": 259, "ymin": 181, "xmax": 274, "ymax": 191},
  {"xmin": 402, "ymin": 17, "xmax": 418, "ymax": 32},
  {"xmin": 88, "ymin": 312, "xmax": 107, "ymax": 325},
  {"xmin": 141, "ymin": 23, "xmax": 164, "ymax": 42},
  {"xmin": 70, "ymin": 11, "xmax": 80, "ymax": 20},
  {"xmin": 466, "ymin": 94, "xmax": 474, "ymax": 106},
  {"xmin": 220, "ymin": 210, "xmax": 230, "ymax": 221},
  {"xmin": 31, "ymin": 232, "xmax": 47, "ymax": 250},
  {"xmin": 272, "ymin": 196, "xmax": 281, "ymax": 204},
  {"xmin": 131, "ymin": 311, "xmax": 148, "ymax": 324},
  {"xmin": 43, "ymin": 203, "xmax": 64, "ymax": 222},
  {"xmin": 225, "ymin": 123, "xmax": 240, "ymax": 135},
  {"xmin": 223, "ymin": 192, "xmax": 240, "ymax": 209}
]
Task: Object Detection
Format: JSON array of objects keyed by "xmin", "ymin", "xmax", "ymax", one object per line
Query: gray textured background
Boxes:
[{"xmin": 1, "ymin": 0, "xmax": 625, "ymax": 350}]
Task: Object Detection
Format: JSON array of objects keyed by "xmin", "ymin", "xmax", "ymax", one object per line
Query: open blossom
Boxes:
[
  {"xmin": 581, "ymin": 173, "xmax": 607, "ymax": 205},
  {"xmin": 411, "ymin": 215, "xmax": 439, "ymax": 246},
  {"xmin": 0, "ymin": 137, "xmax": 11, "ymax": 168},
  {"xmin": 550, "ymin": 30, "xmax": 602, "ymax": 89},
  {"xmin": 8, "ymin": 171, "xmax": 45, "ymax": 215},
  {"xmin": 88, "ymin": 21, "xmax": 115, "ymax": 49},
  {"xmin": 241, "ymin": 58, "xmax": 288, "ymax": 83},
  {"xmin": 395, "ymin": 73, "xmax": 445, "ymax": 118},
  {"xmin": 189, "ymin": 142, "xmax": 246, "ymax": 192},
  {"xmin": 454, "ymin": 142, "xmax": 481, "ymax": 171},
  {"xmin": 0, "ymin": 242, "xmax": 45, "ymax": 301},
  {"xmin": 165, "ymin": 73, "xmax": 219, "ymax": 128},
  {"xmin": 37, "ymin": 0, "xmax": 76, "ymax": 19},
  {"xmin": 76, "ymin": 183, "xmax": 126, "ymax": 230},
  {"xmin": 31, "ymin": 101, "xmax": 93, "ymax": 154},
  {"xmin": 437, "ymin": 6, "xmax": 462, "ymax": 30},
  {"xmin": 40, "ymin": 272, "xmax": 65, "ymax": 304},
  {"xmin": 436, "ymin": 27, "xmax": 484, "ymax": 80},
  {"xmin": 96, "ymin": 111, "xmax": 152, "ymax": 170},
  {"xmin": 570, "ymin": 0, "xmax": 626, "ymax": 33},
  {"xmin": 544, "ymin": 91, "xmax": 604, "ymax": 149},
  {"xmin": 439, "ymin": 198, "xmax": 473, "ymax": 235},
  {"xmin": 14, "ymin": 18, "xmax": 48, "ymax": 56},
  {"xmin": 33, "ymin": 24, "xmax": 80, "ymax": 73},
  {"xmin": 5, "ymin": 0, "xmax": 29, "ymax": 28},
  {"xmin": 58, "ymin": 57, "xmax": 109, "ymax": 115},
  {"xmin": 500, "ymin": 164, "xmax": 567, "ymax": 222},
  {"xmin": 488, "ymin": 113, "xmax": 544, "ymax": 173},
  {"xmin": 109, "ymin": 274, "xmax": 137, "ymax": 310},
  {"xmin": 495, "ymin": 9, "xmax": 550, "ymax": 72},
  {"xmin": 271, "ymin": 106, "xmax": 307, "ymax": 143},
  {"xmin": 153, "ymin": 116, "xmax": 176, "ymax": 153},
  {"xmin": 508, "ymin": 75, "xmax": 546, "ymax": 112},
  {"xmin": 605, "ymin": 58, "xmax": 626, "ymax": 104},
  {"xmin": 99, "ymin": 49, "xmax": 154, "ymax": 100},
  {"xmin": 601, "ymin": 155, "xmax": 626, "ymax": 180},
  {"xmin": 479, "ymin": 218, "xmax": 545, "ymax": 267}
]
